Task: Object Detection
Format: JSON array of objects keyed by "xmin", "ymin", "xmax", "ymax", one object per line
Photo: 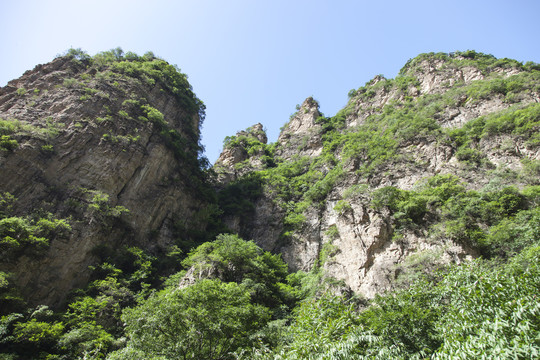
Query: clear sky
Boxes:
[{"xmin": 1, "ymin": 0, "xmax": 539, "ymax": 163}]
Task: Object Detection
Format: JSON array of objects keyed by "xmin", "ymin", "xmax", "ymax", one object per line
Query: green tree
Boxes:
[
  {"xmin": 181, "ymin": 234, "xmax": 293, "ymax": 312},
  {"xmin": 111, "ymin": 279, "xmax": 271, "ymax": 360}
]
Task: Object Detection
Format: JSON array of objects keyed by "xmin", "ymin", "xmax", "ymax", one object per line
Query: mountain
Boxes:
[
  {"xmin": 214, "ymin": 50, "xmax": 539, "ymax": 297},
  {"xmin": 0, "ymin": 49, "xmax": 212, "ymax": 308},
  {"xmin": 0, "ymin": 49, "xmax": 538, "ymax": 359}
]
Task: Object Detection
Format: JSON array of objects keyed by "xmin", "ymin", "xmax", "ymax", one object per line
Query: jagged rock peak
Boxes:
[
  {"xmin": 279, "ymin": 96, "xmax": 321, "ymax": 139},
  {"xmin": 214, "ymin": 123, "xmax": 270, "ymax": 184},
  {"xmin": 235, "ymin": 122, "xmax": 267, "ymax": 144},
  {"xmin": 398, "ymin": 51, "xmax": 526, "ymax": 95},
  {"xmin": 343, "ymin": 50, "xmax": 536, "ymax": 128},
  {"xmin": 0, "ymin": 50, "xmax": 209, "ymax": 307},
  {"xmin": 274, "ymin": 97, "xmax": 324, "ymax": 159},
  {"xmin": 367, "ymin": 74, "xmax": 386, "ymax": 86}
]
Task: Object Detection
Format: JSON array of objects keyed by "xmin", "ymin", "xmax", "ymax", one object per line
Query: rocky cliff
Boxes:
[
  {"xmin": 214, "ymin": 51, "xmax": 540, "ymax": 297},
  {"xmin": 1, "ymin": 50, "xmax": 538, "ymax": 308},
  {"xmin": 0, "ymin": 50, "xmax": 209, "ymax": 307},
  {"xmin": 1, "ymin": 49, "xmax": 538, "ymax": 360}
]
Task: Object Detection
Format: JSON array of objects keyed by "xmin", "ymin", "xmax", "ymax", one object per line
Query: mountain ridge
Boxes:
[
  {"xmin": 0, "ymin": 49, "xmax": 538, "ymax": 359},
  {"xmin": 0, "ymin": 49, "xmax": 211, "ymax": 307},
  {"xmin": 213, "ymin": 50, "xmax": 539, "ymax": 296}
]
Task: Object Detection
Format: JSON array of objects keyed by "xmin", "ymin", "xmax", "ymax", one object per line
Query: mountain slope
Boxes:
[
  {"xmin": 0, "ymin": 50, "xmax": 538, "ymax": 360},
  {"xmin": 215, "ymin": 50, "xmax": 540, "ymax": 297},
  {"xmin": 0, "ymin": 49, "xmax": 210, "ymax": 307}
]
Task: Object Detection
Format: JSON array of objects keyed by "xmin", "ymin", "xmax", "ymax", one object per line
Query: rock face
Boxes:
[
  {"xmin": 276, "ymin": 97, "xmax": 323, "ymax": 159},
  {"xmin": 214, "ymin": 123, "xmax": 269, "ymax": 183},
  {"xmin": 0, "ymin": 54, "xmax": 208, "ymax": 307},
  {"xmin": 2, "ymin": 50, "xmax": 538, "ymax": 307},
  {"xmin": 214, "ymin": 52, "xmax": 540, "ymax": 298}
]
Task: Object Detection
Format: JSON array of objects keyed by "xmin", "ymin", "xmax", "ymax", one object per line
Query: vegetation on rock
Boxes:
[{"xmin": 0, "ymin": 50, "xmax": 539, "ymax": 359}]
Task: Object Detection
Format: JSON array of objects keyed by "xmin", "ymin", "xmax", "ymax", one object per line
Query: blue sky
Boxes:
[{"xmin": 1, "ymin": 0, "xmax": 539, "ymax": 163}]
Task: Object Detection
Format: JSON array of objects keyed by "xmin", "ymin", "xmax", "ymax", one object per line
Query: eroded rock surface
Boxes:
[
  {"xmin": 214, "ymin": 52, "xmax": 540, "ymax": 298},
  {"xmin": 0, "ymin": 55, "xmax": 207, "ymax": 306}
]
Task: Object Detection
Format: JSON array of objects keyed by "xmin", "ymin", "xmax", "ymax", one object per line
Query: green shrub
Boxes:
[
  {"xmin": 0, "ymin": 214, "xmax": 71, "ymax": 258},
  {"xmin": 58, "ymin": 322, "xmax": 116, "ymax": 358},
  {"xmin": 40, "ymin": 144, "xmax": 54, "ymax": 153},
  {"xmin": 372, "ymin": 186, "xmax": 404, "ymax": 211},
  {"xmin": 0, "ymin": 119, "xmax": 21, "ymax": 135},
  {"xmin": 333, "ymin": 200, "xmax": 351, "ymax": 214},
  {"xmin": 0, "ymin": 136, "xmax": 18, "ymax": 151},
  {"xmin": 140, "ymin": 105, "xmax": 165, "ymax": 125},
  {"xmin": 455, "ymin": 146, "xmax": 485, "ymax": 165},
  {"xmin": 0, "ymin": 193, "xmax": 15, "ymax": 218},
  {"xmin": 218, "ymin": 175, "xmax": 262, "ymax": 217},
  {"xmin": 13, "ymin": 319, "xmax": 64, "ymax": 350},
  {"xmin": 63, "ymin": 48, "xmax": 91, "ymax": 61},
  {"xmin": 181, "ymin": 233, "xmax": 292, "ymax": 311},
  {"xmin": 115, "ymin": 279, "xmax": 271, "ymax": 360},
  {"xmin": 324, "ymin": 224, "xmax": 340, "ymax": 239},
  {"xmin": 62, "ymin": 78, "xmax": 79, "ymax": 88}
]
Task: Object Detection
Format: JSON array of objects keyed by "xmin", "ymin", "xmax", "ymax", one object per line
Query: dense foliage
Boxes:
[
  {"xmin": 1, "ymin": 50, "xmax": 539, "ymax": 359},
  {"xmin": 112, "ymin": 279, "xmax": 271, "ymax": 360},
  {"xmin": 371, "ymin": 175, "xmax": 539, "ymax": 255},
  {"xmin": 0, "ymin": 193, "xmax": 71, "ymax": 261},
  {"xmin": 233, "ymin": 245, "xmax": 539, "ymax": 359}
]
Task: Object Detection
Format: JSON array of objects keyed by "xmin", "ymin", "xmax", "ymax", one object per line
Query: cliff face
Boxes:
[
  {"xmin": 215, "ymin": 51, "xmax": 540, "ymax": 297},
  {"xmin": 214, "ymin": 123, "xmax": 268, "ymax": 183},
  {"xmin": 0, "ymin": 52, "xmax": 208, "ymax": 306},
  {"xmin": 1, "ymin": 50, "xmax": 538, "ymax": 307}
]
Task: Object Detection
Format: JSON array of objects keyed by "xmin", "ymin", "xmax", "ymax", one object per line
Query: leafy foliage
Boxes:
[
  {"xmin": 218, "ymin": 174, "xmax": 263, "ymax": 217},
  {"xmin": 235, "ymin": 244, "xmax": 540, "ymax": 359},
  {"xmin": 82, "ymin": 189, "xmax": 130, "ymax": 220},
  {"xmin": 0, "ymin": 213, "xmax": 71, "ymax": 259},
  {"xmin": 370, "ymin": 174, "xmax": 539, "ymax": 256},
  {"xmin": 0, "ymin": 136, "xmax": 18, "ymax": 152},
  {"xmin": 112, "ymin": 279, "xmax": 271, "ymax": 360},
  {"xmin": 181, "ymin": 234, "xmax": 295, "ymax": 313},
  {"xmin": 2, "ymin": 50, "xmax": 540, "ymax": 359},
  {"xmin": 448, "ymin": 102, "xmax": 540, "ymax": 151}
]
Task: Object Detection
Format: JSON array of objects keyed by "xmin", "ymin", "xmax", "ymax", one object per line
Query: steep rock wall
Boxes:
[
  {"xmin": 215, "ymin": 52, "xmax": 540, "ymax": 297},
  {"xmin": 0, "ymin": 54, "xmax": 207, "ymax": 307}
]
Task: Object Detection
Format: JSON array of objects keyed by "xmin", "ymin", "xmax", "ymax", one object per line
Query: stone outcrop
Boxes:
[
  {"xmin": 2, "ymin": 51, "xmax": 538, "ymax": 307},
  {"xmin": 276, "ymin": 97, "xmax": 323, "ymax": 159},
  {"xmin": 214, "ymin": 52, "xmax": 540, "ymax": 298},
  {"xmin": 214, "ymin": 123, "xmax": 269, "ymax": 183},
  {"xmin": 0, "ymin": 55, "xmax": 207, "ymax": 307}
]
